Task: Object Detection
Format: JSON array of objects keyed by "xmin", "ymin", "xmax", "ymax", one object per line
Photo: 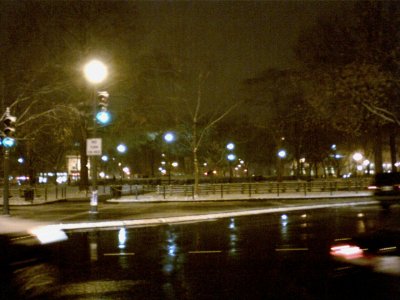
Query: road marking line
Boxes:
[
  {"xmin": 104, "ymin": 253, "xmax": 135, "ymax": 256},
  {"xmin": 275, "ymin": 248, "xmax": 309, "ymax": 252},
  {"xmin": 189, "ymin": 250, "xmax": 223, "ymax": 254}
]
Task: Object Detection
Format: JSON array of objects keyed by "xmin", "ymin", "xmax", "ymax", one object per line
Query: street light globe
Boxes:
[
  {"xmin": 164, "ymin": 132, "xmax": 175, "ymax": 143},
  {"xmin": 84, "ymin": 59, "xmax": 108, "ymax": 84},
  {"xmin": 352, "ymin": 152, "xmax": 363, "ymax": 162},
  {"xmin": 227, "ymin": 154, "xmax": 236, "ymax": 161},
  {"xmin": 117, "ymin": 144, "xmax": 127, "ymax": 153},
  {"xmin": 278, "ymin": 149, "xmax": 287, "ymax": 159},
  {"xmin": 226, "ymin": 143, "xmax": 235, "ymax": 151}
]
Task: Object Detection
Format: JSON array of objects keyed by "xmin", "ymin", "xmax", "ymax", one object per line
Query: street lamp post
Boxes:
[
  {"xmin": 226, "ymin": 143, "xmax": 236, "ymax": 182},
  {"xmin": 117, "ymin": 143, "xmax": 127, "ymax": 180},
  {"xmin": 227, "ymin": 153, "xmax": 236, "ymax": 182},
  {"xmin": 163, "ymin": 132, "xmax": 175, "ymax": 184},
  {"xmin": 84, "ymin": 59, "xmax": 108, "ymax": 214},
  {"xmin": 277, "ymin": 149, "xmax": 287, "ymax": 182}
]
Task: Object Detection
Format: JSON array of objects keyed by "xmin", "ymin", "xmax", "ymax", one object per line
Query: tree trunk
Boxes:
[
  {"xmin": 374, "ymin": 126, "xmax": 383, "ymax": 174},
  {"xmin": 193, "ymin": 120, "xmax": 199, "ymax": 195},
  {"xmin": 390, "ymin": 127, "xmax": 397, "ymax": 172}
]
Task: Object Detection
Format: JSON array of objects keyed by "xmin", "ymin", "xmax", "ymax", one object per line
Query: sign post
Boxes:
[{"xmin": 87, "ymin": 138, "xmax": 102, "ymax": 213}]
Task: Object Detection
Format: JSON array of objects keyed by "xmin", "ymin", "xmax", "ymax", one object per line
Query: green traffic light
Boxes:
[
  {"xmin": 96, "ymin": 111, "xmax": 111, "ymax": 125},
  {"xmin": 2, "ymin": 137, "xmax": 16, "ymax": 148}
]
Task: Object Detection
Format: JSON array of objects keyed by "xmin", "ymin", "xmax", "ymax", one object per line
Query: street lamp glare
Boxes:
[
  {"xmin": 84, "ymin": 59, "xmax": 108, "ymax": 84},
  {"xmin": 278, "ymin": 150, "xmax": 287, "ymax": 159},
  {"xmin": 226, "ymin": 143, "xmax": 235, "ymax": 151},
  {"xmin": 352, "ymin": 152, "xmax": 363, "ymax": 162},
  {"xmin": 227, "ymin": 154, "xmax": 236, "ymax": 161},
  {"xmin": 117, "ymin": 144, "xmax": 127, "ymax": 153},
  {"xmin": 164, "ymin": 132, "xmax": 175, "ymax": 143}
]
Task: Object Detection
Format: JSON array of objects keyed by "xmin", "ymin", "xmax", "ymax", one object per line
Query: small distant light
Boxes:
[
  {"xmin": 278, "ymin": 150, "xmax": 287, "ymax": 158},
  {"xmin": 117, "ymin": 144, "xmax": 127, "ymax": 153},
  {"xmin": 227, "ymin": 154, "xmax": 236, "ymax": 161},
  {"xmin": 352, "ymin": 153, "xmax": 363, "ymax": 162},
  {"xmin": 226, "ymin": 143, "xmax": 235, "ymax": 151},
  {"xmin": 18, "ymin": 157, "xmax": 24, "ymax": 164},
  {"xmin": 281, "ymin": 214, "xmax": 288, "ymax": 221},
  {"xmin": 164, "ymin": 132, "xmax": 175, "ymax": 143}
]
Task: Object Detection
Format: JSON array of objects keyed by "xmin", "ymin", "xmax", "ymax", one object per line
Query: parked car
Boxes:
[{"xmin": 368, "ymin": 172, "xmax": 400, "ymax": 209}]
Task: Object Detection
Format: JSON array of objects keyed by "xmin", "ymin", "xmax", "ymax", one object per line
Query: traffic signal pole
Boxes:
[
  {"xmin": 3, "ymin": 149, "xmax": 10, "ymax": 215},
  {"xmin": 2, "ymin": 107, "xmax": 16, "ymax": 215}
]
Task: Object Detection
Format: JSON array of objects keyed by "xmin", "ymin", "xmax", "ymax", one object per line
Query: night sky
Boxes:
[{"xmin": 133, "ymin": 1, "xmax": 347, "ymax": 99}]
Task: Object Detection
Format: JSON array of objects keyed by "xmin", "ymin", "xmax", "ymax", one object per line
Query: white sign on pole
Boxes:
[{"xmin": 87, "ymin": 138, "xmax": 102, "ymax": 156}]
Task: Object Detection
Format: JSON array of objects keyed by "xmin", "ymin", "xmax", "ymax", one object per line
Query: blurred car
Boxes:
[
  {"xmin": 330, "ymin": 229, "xmax": 400, "ymax": 276},
  {"xmin": 368, "ymin": 172, "xmax": 400, "ymax": 209},
  {"xmin": 0, "ymin": 216, "xmax": 67, "ymax": 299}
]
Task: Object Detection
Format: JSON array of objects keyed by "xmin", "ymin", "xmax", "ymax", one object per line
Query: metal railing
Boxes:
[{"xmin": 0, "ymin": 178, "xmax": 372, "ymax": 204}]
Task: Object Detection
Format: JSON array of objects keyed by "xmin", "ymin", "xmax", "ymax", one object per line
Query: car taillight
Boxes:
[{"xmin": 330, "ymin": 244, "xmax": 364, "ymax": 259}]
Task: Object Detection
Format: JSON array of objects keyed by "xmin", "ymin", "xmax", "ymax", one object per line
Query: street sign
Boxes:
[{"xmin": 87, "ymin": 138, "xmax": 102, "ymax": 156}]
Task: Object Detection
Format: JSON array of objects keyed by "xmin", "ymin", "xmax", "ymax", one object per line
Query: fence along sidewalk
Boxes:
[{"xmin": 0, "ymin": 179, "xmax": 372, "ymax": 204}]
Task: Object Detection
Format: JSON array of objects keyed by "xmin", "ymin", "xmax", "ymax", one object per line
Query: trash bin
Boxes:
[
  {"xmin": 111, "ymin": 185, "xmax": 122, "ymax": 199},
  {"xmin": 24, "ymin": 188, "xmax": 34, "ymax": 201}
]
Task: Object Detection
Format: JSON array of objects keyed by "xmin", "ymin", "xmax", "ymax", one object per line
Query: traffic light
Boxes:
[
  {"xmin": 2, "ymin": 107, "xmax": 16, "ymax": 148},
  {"xmin": 96, "ymin": 91, "xmax": 111, "ymax": 125}
]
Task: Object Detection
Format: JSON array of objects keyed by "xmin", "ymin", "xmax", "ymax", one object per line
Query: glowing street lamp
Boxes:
[
  {"xmin": 352, "ymin": 152, "xmax": 363, "ymax": 162},
  {"xmin": 164, "ymin": 132, "xmax": 175, "ymax": 143},
  {"xmin": 117, "ymin": 144, "xmax": 127, "ymax": 154},
  {"xmin": 227, "ymin": 154, "xmax": 236, "ymax": 161},
  {"xmin": 84, "ymin": 60, "xmax": 108, "ymax": 84},
  {"xmin": 226, "ymin": 143, "xmax": 235, "ymax": 151},
  {"xmin": 278, "ymin": 149, "xmax": 287, "ymax": 159}
]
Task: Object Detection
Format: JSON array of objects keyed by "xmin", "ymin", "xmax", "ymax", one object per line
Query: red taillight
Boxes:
[{"xmin": 330, "ymin": 244, "xmax": 364, "ymax": 259}]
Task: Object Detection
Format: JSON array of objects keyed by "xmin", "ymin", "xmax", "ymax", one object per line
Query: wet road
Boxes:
[{"xmin": 11, "ymin": 202, "xmax": 400, "ymax": 300}]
